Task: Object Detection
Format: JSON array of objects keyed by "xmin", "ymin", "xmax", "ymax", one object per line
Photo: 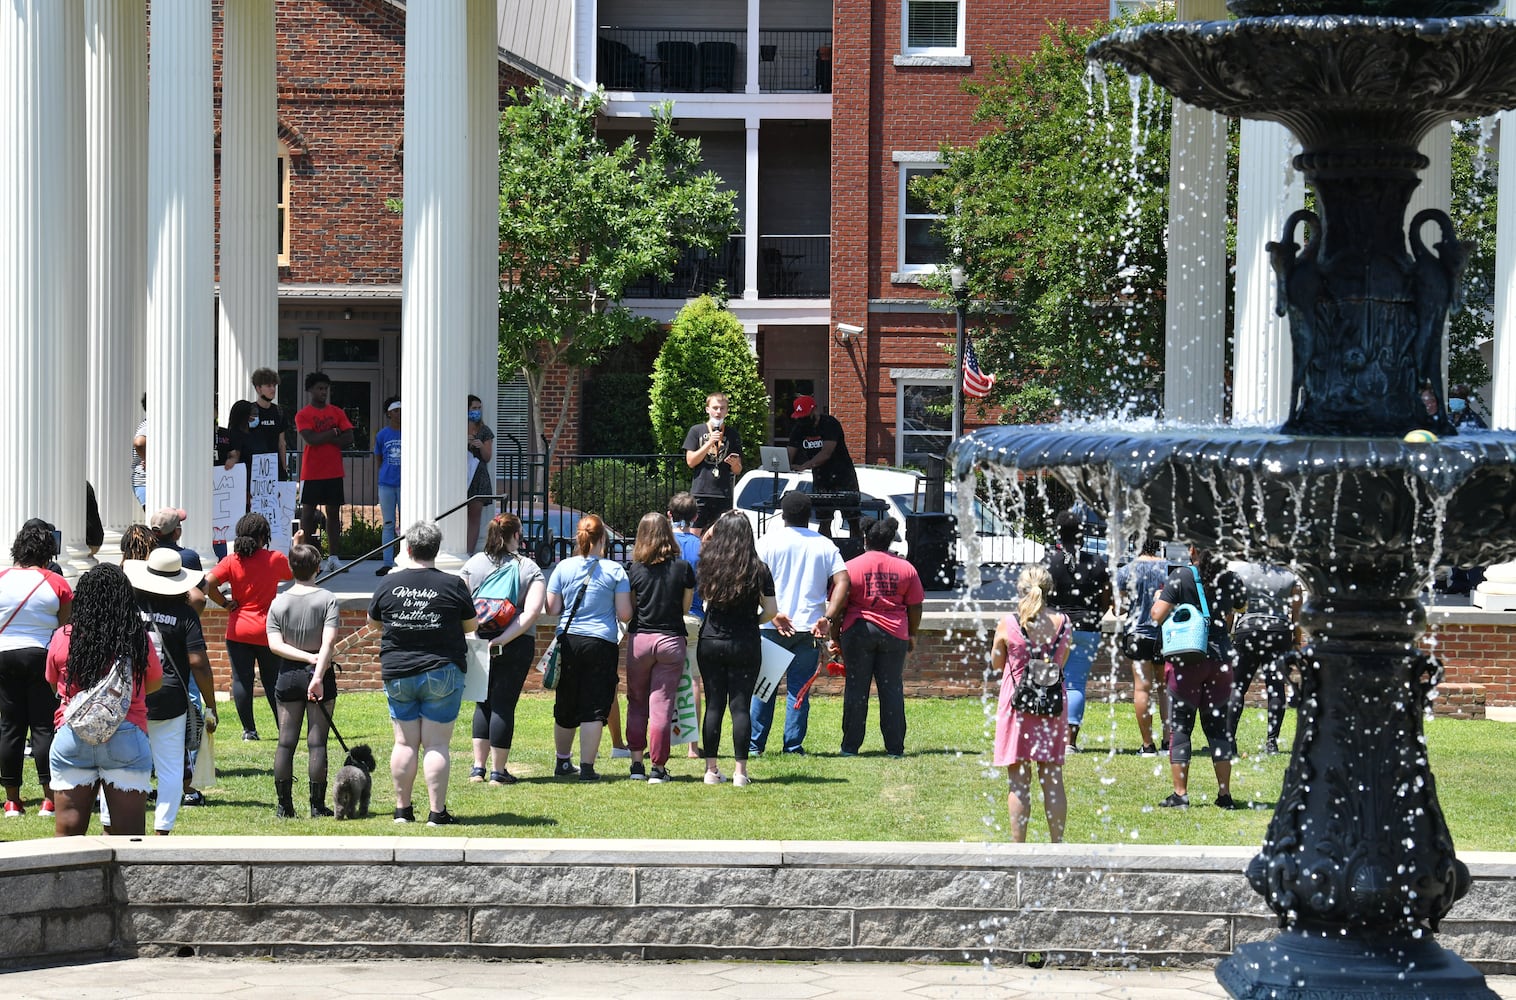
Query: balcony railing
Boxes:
[
  {"xmin": 758, "ymin": 235, "xmax": 829, "ymax": 297},
  {"xmin": 597, "ymin": 28, "xmax": 834, "ymax": 93},
  {"xmin": 623, "ymin": 236, "xmax": 744, "ymax": 299}
]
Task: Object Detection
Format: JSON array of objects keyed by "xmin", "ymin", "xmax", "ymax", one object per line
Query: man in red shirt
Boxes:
[{"xmin": 294, "ymin": 372, "xmax": 354, "ymax": 572}]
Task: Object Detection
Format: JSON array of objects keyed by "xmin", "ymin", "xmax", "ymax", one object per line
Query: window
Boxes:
[
  {"xmin": 903, "ymin": 0, "xmax": 963, "ymax": 55},
  {"xmin": 1113, "ymin": 0, "xmax": 1164, "ymax": 15},
  {"xmin": 899, "ymin": 163, "xmax": 948, "ymax": 272},
  {"xmin": 276, "ymin": 146, "xmax": 291, "ymax": 266},
  {"xmin": 893, "ymin": 375, "xmax": 953, "ymax": 468}
]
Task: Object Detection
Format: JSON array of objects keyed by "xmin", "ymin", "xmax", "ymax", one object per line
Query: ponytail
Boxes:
[{"xmin": 1017, "ymin": 566, "xmax": 1055, "ymax": 628}]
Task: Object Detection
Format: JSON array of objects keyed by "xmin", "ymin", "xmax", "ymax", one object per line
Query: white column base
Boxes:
[{"xmin": 1472, "ymin": 562, "xmax": 1516, "ymax": 610}]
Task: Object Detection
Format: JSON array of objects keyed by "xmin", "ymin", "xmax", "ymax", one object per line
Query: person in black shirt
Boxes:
[
  {"xmin": 1151, "ymin": 544, "xmax": 1247, "ymax": 810},
  {"xmin": 246, "ymin": 367, "xmax": 288, "ymax": 477},
  {"xmin": 787, "ymin": 395, "xmax": 859, "ymax": 540},
  {"xmin": 683, "ymin": 392, "xmax": 743, "ymax": 532},
  {"xmin": 1043, "ymin": 510, "xmax": 1112, "ymax": 751},
  {"xmin": 624, "ymin": 513, "xmax": 695, "ymax": 783}
]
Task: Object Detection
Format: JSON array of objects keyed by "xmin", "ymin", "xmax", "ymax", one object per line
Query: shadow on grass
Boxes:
[{"xmin": 451, "ymin": 812, "xmax": 558, "ymax": 829}]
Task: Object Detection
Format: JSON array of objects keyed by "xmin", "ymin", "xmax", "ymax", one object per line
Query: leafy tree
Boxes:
[
  {"xmin": 1449, "ymin": 119, "xmax": 1496, "ymax": 402},
  {"xmin": 497, "ymin": 87, "xmax": 738, "ymax": 452},
  {"xmin": 917, "ymin": 9, "xmax": 1174, "ymax": 423},
  {"xmin": 649, "ymin": 296, "xmax": 769, "ymax": 471}
]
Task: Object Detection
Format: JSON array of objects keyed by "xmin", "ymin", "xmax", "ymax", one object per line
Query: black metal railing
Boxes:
[
  {"xmin": 758, "ymin": 29, "xmax": 833, "ymax": 92},
  {"xmin": 623, "ymin": 236, "xmax": 744, "ymax": 299},
  {"xmin": 598, "ymin": 28, "xmax": 747, "ymax": 92},
  {"xmin": 757, "ymin": 235, "xmax": 829, "ymax": 297}
]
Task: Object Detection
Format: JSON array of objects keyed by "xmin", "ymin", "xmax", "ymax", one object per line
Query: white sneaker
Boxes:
[
  {"xmin": 610, "ymin": 747, "xmax": 631, "ymax": 759},
  {"xmin": 703, "ymin": 770, "xmax": 727, "ymax": 785},
  {"xmin": 733, "ymin": 773, "xmax": 751, "ymax": 787}
]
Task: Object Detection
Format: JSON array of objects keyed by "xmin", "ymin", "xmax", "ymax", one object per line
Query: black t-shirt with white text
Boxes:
[
  {"xmin": 789, "ymin": 414, "xmax": 857, "ymax": 491},
  {"xmin": 245, "ymin": 401, "xmax": 285, "ymax": 470},
  {"xmin": 140, "ymin": 594, "xmax": 207, "ymax": 720},
  {"xmin": 368, "ymin": 567, "xmax": 474, "ymax": 681},
  {"xmin": 683, "ymin": 421, "xmax": 742, "ymax": 500}
]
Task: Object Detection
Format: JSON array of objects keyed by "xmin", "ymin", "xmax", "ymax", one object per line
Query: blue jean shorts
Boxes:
[
  {"xmin": 384, "ymin": 664, "xmax": 465, "ymax": 723},
  {"xmin": 49, "ymin": 722, "xmax": 153, "ymax": 792}
]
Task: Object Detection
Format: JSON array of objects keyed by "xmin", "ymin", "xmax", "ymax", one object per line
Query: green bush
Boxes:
[
  {"xmin": 582, "ymin": 371, "xmax": 657, "ymax": 455},
  {"xmin": 551, "ymin": 458, "xmax": 666, "ymax": 537},
  {"xmin": 336, "ymin": 511, "xmax": 383, "ymax": 559},
  {"xmin": 649, "ymin": 297, "xmax": 769, "ymax": 467}
]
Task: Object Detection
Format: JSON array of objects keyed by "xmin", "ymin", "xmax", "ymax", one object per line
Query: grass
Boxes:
[{"xmin": 2, "ymin": 694, "xmax": 1513, "ymax": 849}]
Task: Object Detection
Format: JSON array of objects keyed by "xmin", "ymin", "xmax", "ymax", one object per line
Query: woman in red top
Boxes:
[
  {"xmin": 47, "ymin": 564, "xmax": 163, "ymax": 836},
  {"xmin": 204, "ymin": 514, "xmax": 294, "ymax": 741}
]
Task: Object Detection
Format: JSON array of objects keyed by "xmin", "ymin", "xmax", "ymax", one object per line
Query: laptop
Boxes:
[{"xmin": 758, "ymin": 446, "xmax": 792, "ymax": 473}]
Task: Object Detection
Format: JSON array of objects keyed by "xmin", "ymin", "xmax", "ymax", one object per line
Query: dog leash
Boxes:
[{"xmin": 313, "ymin": 697, "xmax": 353, "ymax": 757}]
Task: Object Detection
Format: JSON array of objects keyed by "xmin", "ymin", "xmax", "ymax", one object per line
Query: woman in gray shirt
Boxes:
[{"xmin": 265, "ymin": 544, "xmax": 341, "ymax": 818}]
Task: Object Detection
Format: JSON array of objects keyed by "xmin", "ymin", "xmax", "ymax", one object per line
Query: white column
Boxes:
[
  {"xmin": 745, "ymin": 0, "xmax": 760, "ymax": 95},
  {"xmin": 0, "ymin": 2, "xmax": 87, "ymax": 567},
  {"xmin": 1163, "ymin": 0, "xmax": 1228, "ymax": 424},
  {"xmin": 218, "ymin": 0, "xmax": 277, "ymax": 422},
  {"xmin": 743, "ymin": 118, "xmax": 760, "ymax": 299},
  {"xmin": 1231, "ymin": 121, "xmax": 1303, "ymax": 427},
  {"xmin": 469, "ymin": 0, "xmax": 500, "ymax": 525},
  {"xmin": 86, "ymin": 0, "xmax": 148, "ymax": 560},
  {"xmin": 145, "ymin": 0, "xmax": 214, "ymax": 555},
  {"xmin": 402, "ymin": 2, "xmax": 472, "ymax": 564},
  {"xmin": 1407, "ymin": 122, "xmax": 1453, "ymax": 393}
]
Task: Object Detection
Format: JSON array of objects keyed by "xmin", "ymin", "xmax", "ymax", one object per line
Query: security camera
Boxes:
[{"xmin": 835, "ymin": 322, "xmax": 863, "ymax": 341}]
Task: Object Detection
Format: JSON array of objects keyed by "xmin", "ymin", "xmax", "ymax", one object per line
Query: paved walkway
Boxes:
[{"xmin": 4, "ymin": 958, "xmax": 1515, "ymax": 1000}]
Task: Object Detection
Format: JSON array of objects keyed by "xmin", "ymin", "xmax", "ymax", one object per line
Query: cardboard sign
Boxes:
[
  {"xmin": 670, "ymin": 649, "xmax": 701, "ymax": 746},
  {"xmin": 210, "ymin": 464, "xmax": 247, "ymax": 546},
  {"xmin": 751, "ymin": 636, "xmax": 795, "ymax": 702},
  {"xmin": 252, "ymin": 482, "xmax": 298, "ymax": 553}
]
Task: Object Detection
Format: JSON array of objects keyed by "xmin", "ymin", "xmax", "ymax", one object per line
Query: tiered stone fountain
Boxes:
[{"xmin": 953, "ymin": 2, "xmax": 1516, "ymax": 996}]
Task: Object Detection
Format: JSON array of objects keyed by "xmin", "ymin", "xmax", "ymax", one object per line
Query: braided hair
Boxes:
[
  {"xmin": 233, "ymin": 513, "xmax": 271, "ymax": 559},
  {"xmin": 65, "ymin": 564, "xmax": 150, "ymax": 690},
  {"xmin": 119, "ymin": 524, "xmax": 155, "ymax": 562}
]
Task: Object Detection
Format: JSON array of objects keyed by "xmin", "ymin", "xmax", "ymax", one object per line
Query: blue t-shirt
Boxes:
[
  {"xmin": 1116, "ymin": 557, "xmax": 1170, "ymax": 638},
  {"xmin": 374, "ymin": 426, "xmax": 401, "ymax": 488},
  {"xmin": 547, "ymin": 555, "xmax": 629, "ymax": 643},
  {"xmin": 674, "ymin": 529, "xmax": 703, "ymax": 617}
]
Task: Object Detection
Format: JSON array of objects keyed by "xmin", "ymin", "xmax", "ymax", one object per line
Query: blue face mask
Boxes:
[
  {"xmin": 1449, "ymin": 397, "xmax": 1467, "ymax": 413},
  {"xmin": 467, "ymin": 409, "xmax": 482, "ymax": 422},
  {"xmin": 248, "ymin": 416, "xmax": 260, "ymax": 429}
]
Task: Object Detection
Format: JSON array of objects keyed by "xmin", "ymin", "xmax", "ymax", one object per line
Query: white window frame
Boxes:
[
  {"xmin": 898, "ymin": 159, "xmax": 946, "ymax": 275},
  {"xmin": 892, "ymin": 370, "xmax": 954, "ymax": 468},
  {"xmin": 276, "ymin": 145, "xmax": 291, "ymax": 267},
  {"xmin": 902, "ymin": 0, "xmax": 965, "ymax": 57}
]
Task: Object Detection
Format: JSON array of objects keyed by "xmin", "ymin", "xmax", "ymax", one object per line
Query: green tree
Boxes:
[
  {"xmin": 918, "ymin": 9, "xmax": 1174, "ymax": 423},
  {"xmin": 497, "ymin": 87, "xmax": 738, "ymax": 452},
  {"xmin": 1449, "ymin": 119, "xmax": 1495, "ymax": 402},
  {"xmin": 649, "ymin": 296, "xmax": 769, "ymax": 470}
]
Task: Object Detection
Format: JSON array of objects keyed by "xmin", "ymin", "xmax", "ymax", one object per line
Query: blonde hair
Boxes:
[{"xmin": 1017, "ymin": 566, "xmax": 1052, "ymax": 628}]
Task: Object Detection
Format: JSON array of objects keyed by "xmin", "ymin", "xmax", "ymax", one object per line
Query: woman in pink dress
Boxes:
[{"xmin": 991, "ymin": 566, "xmax": 1072, "ymax": 843}]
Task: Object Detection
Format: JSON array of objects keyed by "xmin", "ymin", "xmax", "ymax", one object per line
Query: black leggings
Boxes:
[
  {"xmin": 0, "ymin": 647, "xmax": 55, "ymax": 788},
  {"xmin": 227, "ymin": 640, "xmax": 280, "ymax": 734},
  {"xmin": 472, "ymin": 634, "xmax": 535, "ymax": 749},
  {"xmin": 1228, "ymin": 629, "xmax": 1293, "ymax": 744},
  {"xmin": 274, "ymin": 688, "xmax": 336, "ymax": 795},
  {"xmin": 696, "ymin": 636, "xmax": 759, "ymax": 761}
]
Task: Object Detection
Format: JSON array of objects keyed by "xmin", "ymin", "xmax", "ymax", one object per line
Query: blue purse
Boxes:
[{"xmin": 1160, "ymin": 566, "xmax": 1211, "ymax": 662}]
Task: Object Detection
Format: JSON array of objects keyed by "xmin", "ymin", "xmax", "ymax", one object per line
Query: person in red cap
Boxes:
[{"xmin": 787, "ymin": 395, "xmax": 858, "ymax": 540}]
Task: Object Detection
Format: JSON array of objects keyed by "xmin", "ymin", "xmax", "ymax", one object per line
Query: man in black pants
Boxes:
[{"xmin": 787, "ymin": 394, "xmax": 859, "ymax": 541}]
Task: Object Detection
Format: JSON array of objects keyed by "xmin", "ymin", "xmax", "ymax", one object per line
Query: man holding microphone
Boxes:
[{"xmin": 683, "ymin": 392, "xmax": 743, "ymax": 532}]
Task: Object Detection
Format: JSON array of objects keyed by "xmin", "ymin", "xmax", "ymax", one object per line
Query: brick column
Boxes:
[{"xmin": 85, "ymin": 0, "xmax": 148, "ymax": 560}]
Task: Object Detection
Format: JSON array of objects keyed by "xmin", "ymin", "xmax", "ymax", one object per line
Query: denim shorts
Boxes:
[
  {"xmin": 49, "ymin": 722, "xmax": 153, "ymax": 792},
  {"xmin": 384, "ymin": 663, "xmax": 465, "ymax": 723}
]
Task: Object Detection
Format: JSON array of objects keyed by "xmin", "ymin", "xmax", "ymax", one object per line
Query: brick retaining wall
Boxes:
[
  {"xmin": 197, "ymin": 604, "xmax": 1515, "ymax": 719},
  {"xmin": 3, "ymin": 839, "xmax": 1514, "ymax": 972}
]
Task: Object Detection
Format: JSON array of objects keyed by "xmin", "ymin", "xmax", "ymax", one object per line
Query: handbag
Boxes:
[
  {"xmin": 537, "ymin": 562, "xmax": 591, "ymax": 690},
  {"xmin": 1010, "ymin": 616, "xmax": 1068, "ymax": 717},
  {"xmin": 1160, "ymin": 566, "xmax": 1212, "ymax": 662},
  {"xmin": 150, "ymin": 619, "xmax": 203, "ymax": 751},
  {"xmin": 472, "ymin": 558, "xmax": 521, "ymax": 641},
  {"xmin": 60, "ymin": 654, "xmax": 134, "ymax": 745}
]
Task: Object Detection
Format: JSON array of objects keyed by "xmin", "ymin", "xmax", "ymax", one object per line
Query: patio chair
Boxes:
[
  {"xmin": 699, "ymin": 40, "xmax": 738, "ymax": 92},
  {"xmin": 656, "ymin": 40, "xmax": 698, "ymax": 92},
  {"xmin": 597, "ymin": 37, "xmax": 646, "ymax": 90}
]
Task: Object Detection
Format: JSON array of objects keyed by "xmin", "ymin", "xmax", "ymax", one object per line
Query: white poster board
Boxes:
[
  {"xmin": 246, "ymin": 453, "xmax": 295, "ymax": 551},
  {"xmin": 209, "ymin": 464, "xmax": 247, "ymax": 549},
  {"xmin": 751, "ymin": 636, "xmax": 795, "ymax": 703},
  {"xmin": 670, "ymin": 653, "xmax": 701, "ymax": 746}
]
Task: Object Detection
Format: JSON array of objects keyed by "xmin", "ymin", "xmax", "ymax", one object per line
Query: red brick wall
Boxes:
[{"xmin": 829, "ymin": 2, "xmax": 1107, "ymax": 464}]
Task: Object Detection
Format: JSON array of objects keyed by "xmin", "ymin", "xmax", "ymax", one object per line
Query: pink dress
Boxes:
[{"xmin": 992, "ymin": 613, "xmax": 1071, "ymax": 767}]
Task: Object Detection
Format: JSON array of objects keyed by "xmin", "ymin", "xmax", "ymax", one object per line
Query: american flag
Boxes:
[{"xmin": 962, "ymin": 334, "xmax": 996, "ymax": 399}]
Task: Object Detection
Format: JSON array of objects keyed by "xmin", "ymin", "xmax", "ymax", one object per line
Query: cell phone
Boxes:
[{"xmin": 290, "ymin": 518, "xmax": 302, "ymax": 537}]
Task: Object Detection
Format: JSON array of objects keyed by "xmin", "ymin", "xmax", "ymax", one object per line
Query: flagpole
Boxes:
[{"xmin": 950, "ymin": 266, "xmax": 967, "ymax": 441}]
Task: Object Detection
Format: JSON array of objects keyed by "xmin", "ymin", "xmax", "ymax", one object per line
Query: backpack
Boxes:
[
  {"xmin": 1010, "ymin": 616, "xmax": 1068, "ymax": 718},
  {"xmin": 472, "ymin": 558, "xmax": 521, "ymax": 641},
  {"xmin": 60, "ymin": 655, "xmax": 135, "ymax": 745}
]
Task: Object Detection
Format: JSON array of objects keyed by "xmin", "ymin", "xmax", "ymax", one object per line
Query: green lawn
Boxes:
[{"xmin": 3, "ymin": 694, "xmax": 1512, "ymax": 849}]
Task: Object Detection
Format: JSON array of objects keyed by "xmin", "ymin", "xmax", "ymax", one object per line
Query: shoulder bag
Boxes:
[
  {"xmin": 1010, "ymin": 616, "xmax": 1069, "ymax": 718},
  {"xmin": 150, "ymin": 619, "xmax": 203, "ymax": 752},
  {"xmin": 60, "ymin": 654, "xmax": 135, "ymax": 745},
  {"xmin": 1160, "ymin": 566, "xmax": 1211, "ymax": 663},
  {"xmin": 536, "ymin": 560, "xmax": 592, "ymax": 690}
]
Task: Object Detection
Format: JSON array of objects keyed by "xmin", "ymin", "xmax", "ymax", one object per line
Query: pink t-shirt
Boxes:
[
  {"xmin": 839, "ymin": 549, "xmax": 925, "ymax": 641},
  {"xmin": 212, "ymin": 549, "xmax": 294, "ymax": 644},
  {"xmin": 46, "ymin": 625, "xmax": 162, "ymax": 734}
]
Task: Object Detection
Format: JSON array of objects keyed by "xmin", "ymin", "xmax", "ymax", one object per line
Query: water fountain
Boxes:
[{"xmin": 951, "ymin": 1, "xmax": 1516, "ymax": 996}]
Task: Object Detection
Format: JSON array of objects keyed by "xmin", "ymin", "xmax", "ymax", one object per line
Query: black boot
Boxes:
[
  {"xmin": 310, "ymin": 786, "xmax": 333, "ymax": 818},
  {"xmin": 1068, "ymin": 723, "xmax": 1080, "ymax": 751},
  {"xmin": 275, "ymin": 780, "xmax": 297, "ymax": 819}
]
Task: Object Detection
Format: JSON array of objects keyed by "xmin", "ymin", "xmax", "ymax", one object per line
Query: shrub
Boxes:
[
  {"xmin": 649, "ymin": 297, "xmax": 770, "ymax": 467},
  {"xmin": 582, "ymin": 371, "xmax": 657, "ymax": 455},
  {"xmin": 551, "ymin": 458, "xmax": 667, "ymax": 537},
  {"xmin": 336, "ymin": 511, "xmax": 383, "ymax": 560}
]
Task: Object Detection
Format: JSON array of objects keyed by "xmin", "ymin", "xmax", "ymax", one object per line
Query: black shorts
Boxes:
[
  {"xmin": 301, "ymin": 477, "xmax": 345, "ymax": 508},
  {"xmin": 693, "ymin": 495, "xmax": 732, "ymax": 530}
]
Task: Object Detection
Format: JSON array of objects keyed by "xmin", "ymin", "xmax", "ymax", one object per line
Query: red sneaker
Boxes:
[
  {"xmin": 2, "ymin": 800, "xmax": 22, "ymax": 818},
  {"xmin": 38, "ymin": 799, "xmax": 55, "ymax": 818}
]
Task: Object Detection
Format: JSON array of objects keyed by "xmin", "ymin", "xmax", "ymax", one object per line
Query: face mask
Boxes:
[
  {"xmin": 467, "ymin": 409, "xmax": 482, "ymax": 422},
  {"xmin": 249, "ymin": 417, "xmax": 260, "ymax": 429}
]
